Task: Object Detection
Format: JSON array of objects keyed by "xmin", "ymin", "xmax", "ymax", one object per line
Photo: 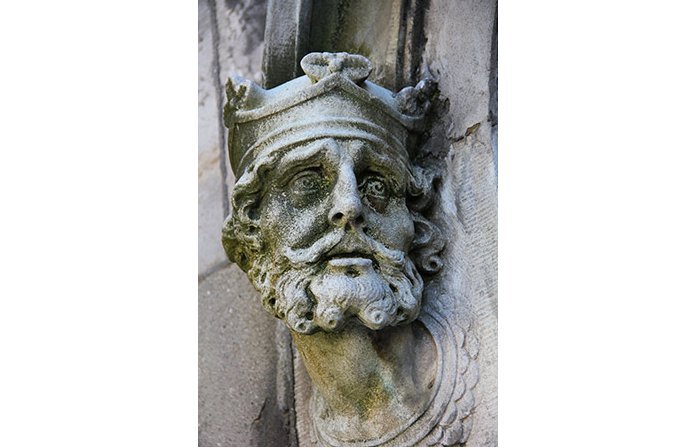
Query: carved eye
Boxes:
[
  {"xmin": 360, "ymin": 176, "xmax": 390, "ymax": 212},
  {"xmin": 291, "ymin": 171, "xmax": 320, "ymax": 191},
  {"xmin": 287, "ymin": 169, "xmax": 326, "ymax": 205}
]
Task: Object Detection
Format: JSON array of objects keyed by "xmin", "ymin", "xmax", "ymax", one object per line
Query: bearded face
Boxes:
[
  {"xmin": 224, "ymin": 137, "xmax": 442, "ymax": 335},
  {"xmin": 252, "ymin": 226, "xmax": 423, "ymax": 334}
]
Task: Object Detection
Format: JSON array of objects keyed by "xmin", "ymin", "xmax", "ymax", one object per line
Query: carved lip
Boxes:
[
  {"xmin": 327, "ymin": 256, "xmax": 373, "ymax": 268},
  {"xmin": 325, "ymin": 246, "xmax": 375, "ymax": 264},
  {"xmin": 326, "ymin": 239, "xmax": 373, "ymax": 257}
]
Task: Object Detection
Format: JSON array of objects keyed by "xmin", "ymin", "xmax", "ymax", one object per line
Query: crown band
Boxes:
[{"xmin": 236, "ymin": 117, "xmax": 409, "ymax": 175}]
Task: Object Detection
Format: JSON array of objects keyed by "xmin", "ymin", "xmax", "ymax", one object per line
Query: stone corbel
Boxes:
[{"xmin": 222, "ymin": 52, "xmax": 475, "ymax": 446}]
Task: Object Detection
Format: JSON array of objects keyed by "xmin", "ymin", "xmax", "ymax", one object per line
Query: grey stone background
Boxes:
[
  {"xmin": 199, "ymin": 0, "xmax": 497, "ymax": 445},
  {"xmin": 199, "ymin": 1, "xmax": 286, "ymax": 445}
]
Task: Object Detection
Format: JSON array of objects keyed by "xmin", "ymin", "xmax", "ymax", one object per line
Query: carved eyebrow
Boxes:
[
  {"xmin": 359, "ymin": 146, "xmax": 408, "ymax": 193},
  {"xmin": 273, "ymin": 139, "xmax": 341, "ymax": 184}
]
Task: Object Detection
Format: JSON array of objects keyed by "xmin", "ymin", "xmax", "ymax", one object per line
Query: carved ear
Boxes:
[{"xmin": 300, "ymin": 52, "xmax": 373, "ymax": 84}]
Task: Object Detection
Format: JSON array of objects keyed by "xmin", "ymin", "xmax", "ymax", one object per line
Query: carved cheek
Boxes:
[
  {"xmin": 261, "ymin": 192, "xmax": 331, "ymax": 251},
  {"xmin": 365, "ymin": 199, "xmax": 414, "ymax": 251}
]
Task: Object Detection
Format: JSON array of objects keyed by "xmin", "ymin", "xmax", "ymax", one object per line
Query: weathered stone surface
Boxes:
[
  {"xmin": 308, "ymin": 0, "xmax": 406, "ymax": 90},
  {"xmin": 200, "ymin": 2, "xmax": 291, "ymax": 445},
  {"xmin": 198, "ymin": 0, "xmax": 498, "ymax": 445},
  {"xmin": 199, "ymin": 0, "xmax": 228, "ymax": 275},
  {"xmin": 422, "ymin": 0, "xmax": 496, "ymax": 140},
  {"xmin": 221, "ymin": 51, "xmax": 483, "ymax": 446},
  {"xmin": 198, "ymin": 263, "xmax": 289, "ymax": 446},
  {"xmin": 211, "ymin": 0, "xmax": 267, "ymax": 198},
  {"xmin": 421, "ymin": 1, "xmax": 498, "ymax": 445},
  {"xmin": 199, "ymin": 0, "xmax": 269, "ymax": 277},
  {"xmin": 262, "ymin": 0, "xmax": 312, "ymax": 88},
  {"xmin": 213, "ymin": 0, "xmax": 266, "ymax": 86}
]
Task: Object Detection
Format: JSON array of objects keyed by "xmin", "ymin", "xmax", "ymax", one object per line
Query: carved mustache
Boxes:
[
  {"xmin": 271, "ymin": 228, "xmax": 421, "ymax": 335},
  {"xmin": 282, "ymin": 227, "xmax": 406, "ymax": 269}
]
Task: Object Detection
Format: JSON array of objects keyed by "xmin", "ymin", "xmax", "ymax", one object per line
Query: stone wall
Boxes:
[
  {"xmin": 199, "ymin": 0, "xmax": 497, "ymax": 445},
  {"xmin": 199, "ymin": 0, "xmax": 266, "ymax": 278},
  {"xmin": 421, "ymin": 1, "xmax": 498, "ymax": 443},
  {"xmin": 199, "ymin": 1, "xmax": 289, "ymax": 445}
]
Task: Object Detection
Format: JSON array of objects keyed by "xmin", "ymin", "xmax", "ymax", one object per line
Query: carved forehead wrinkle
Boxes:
[{"xmin": 273, "ymin": 138, "xmax": 342, "ymax": 177}]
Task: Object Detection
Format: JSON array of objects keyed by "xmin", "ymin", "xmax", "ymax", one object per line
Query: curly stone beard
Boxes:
[{"xmin": 250, "ymin": 228, "xmax": 423, "ymax": 335}]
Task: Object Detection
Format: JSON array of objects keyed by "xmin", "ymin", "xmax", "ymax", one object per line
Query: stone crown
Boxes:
[{"xmin": 223, "ymin": 52, "xmax": 434, "ymax": 177}]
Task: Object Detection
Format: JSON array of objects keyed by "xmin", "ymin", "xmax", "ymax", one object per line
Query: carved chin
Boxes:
[{"xmin": 309, "ymin": 257, "xmax": 393, "ymax": 331}]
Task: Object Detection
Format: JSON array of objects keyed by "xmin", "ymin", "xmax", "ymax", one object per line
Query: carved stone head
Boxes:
[{"xmin": 222, "ymin": 52, "xmax": 443, "ymax": 335}]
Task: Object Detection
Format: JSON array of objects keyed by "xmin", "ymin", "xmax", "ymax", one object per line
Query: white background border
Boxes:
[{"xmin": 1, "ymin": 1, "xmax": 697, "ymax": 446}]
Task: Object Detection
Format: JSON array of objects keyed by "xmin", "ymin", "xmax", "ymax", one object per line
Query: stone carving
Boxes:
[{"xmin": 222, "ymin": 52, "xmax": 476, "ymax": 446}]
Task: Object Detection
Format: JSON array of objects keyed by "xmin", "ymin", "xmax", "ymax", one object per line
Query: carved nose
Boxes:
[
  {"xmin": 329, "ymin": 198, "xmax": 363, "ymax": 227},
  {"xmin": 328, "ymin": 166, "xmax": 363, "ymax": 227}
]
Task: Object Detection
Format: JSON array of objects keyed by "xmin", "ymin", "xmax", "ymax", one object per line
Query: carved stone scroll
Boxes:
[{"xmin": 222, "ymin": 52, "xmax": 475, "ymax": 446}]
